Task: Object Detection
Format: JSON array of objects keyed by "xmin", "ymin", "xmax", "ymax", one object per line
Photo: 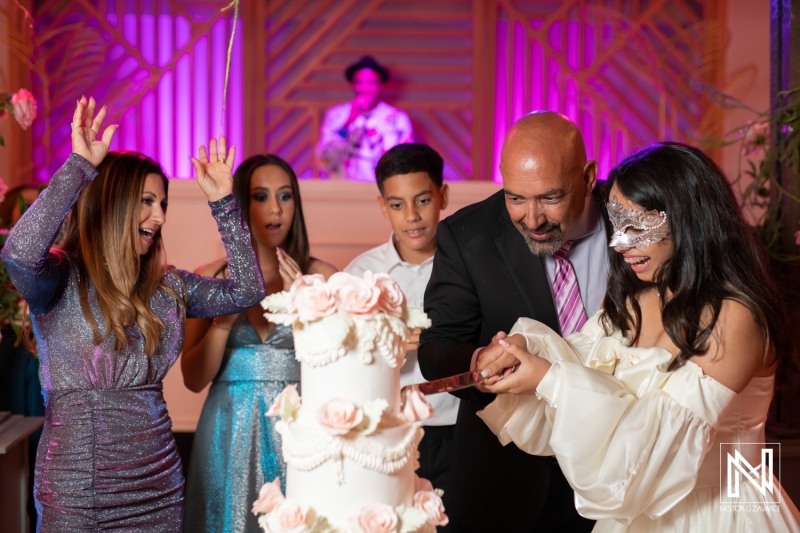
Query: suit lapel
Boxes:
[{"xmin": 494, "ymin": 217, "xmax": 561, "ymax": 335}]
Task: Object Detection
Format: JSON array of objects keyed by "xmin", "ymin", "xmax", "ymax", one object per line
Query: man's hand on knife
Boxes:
[{"xmin": 475, "ymin": 331, "xmax": 526, "ymax": 391}]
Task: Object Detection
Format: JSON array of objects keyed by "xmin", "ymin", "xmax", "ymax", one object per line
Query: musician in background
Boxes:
[{"xmin": 316, "ymin": 56, "xmax": 413, "ymax": 181}]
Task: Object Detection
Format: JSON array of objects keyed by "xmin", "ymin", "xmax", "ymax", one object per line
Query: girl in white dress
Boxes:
[{"xmin": 477, "ymin": 142, "xmax": 800, "ymax": 532}]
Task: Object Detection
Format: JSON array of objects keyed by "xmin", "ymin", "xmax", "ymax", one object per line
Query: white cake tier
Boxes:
[
  {"xmin": 280, "ymin": 419, "xmax": 423, "ymax": 527},
  {"xmin": 297, "ymin": 348, "xmax": 403, "ymax": 422}
]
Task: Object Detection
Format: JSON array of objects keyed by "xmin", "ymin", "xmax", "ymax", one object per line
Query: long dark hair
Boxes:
[
  {"xmin": 600, "ymin": 142, "xmax": 794, "ymax": 383},
  {"xmin": 229, "ymin": 154, "xmax": 311, "ymax": 274}
]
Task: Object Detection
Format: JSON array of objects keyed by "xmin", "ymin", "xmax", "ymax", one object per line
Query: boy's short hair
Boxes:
[{"xmin": 375, "ymin": 143, "xmax": 444, "ymax": 193}]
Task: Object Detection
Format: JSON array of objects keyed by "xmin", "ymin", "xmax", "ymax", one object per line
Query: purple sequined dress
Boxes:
[{"xmin": 0, "ymin": 154, "xmax": 266, "ymax": 532}]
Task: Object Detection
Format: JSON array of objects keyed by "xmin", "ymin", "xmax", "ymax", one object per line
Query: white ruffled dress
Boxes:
[{"xmin": 478, "ymin": 312, "xmax": 800, "ymax": 532}]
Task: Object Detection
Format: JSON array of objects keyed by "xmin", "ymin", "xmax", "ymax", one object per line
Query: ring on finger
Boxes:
[{"xmin": 217, "ymin": 157, "xmax": 226, "ymax": 164}]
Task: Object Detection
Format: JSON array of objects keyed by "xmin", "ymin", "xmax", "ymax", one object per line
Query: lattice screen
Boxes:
[
  {"xmin": 493, "ymin": 0, "xmax": 725, "ymax": 181},
  {"xmin": 245, "ymin": 0, "xmax": 724, "ymax": 181},
  {"xmin": 30, "ymin": 0, "xmax": 724, "ymax": 182},
  {"xmin": 244, "ymin": 0, "xmax": 478, "ymax": 180},
  {"xmin": 32, "ymin": 0, "xmax": 242, "ymax": 181}
]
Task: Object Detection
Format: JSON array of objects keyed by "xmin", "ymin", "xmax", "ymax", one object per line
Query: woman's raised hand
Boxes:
[
  {"xmin": 277, "ymin": 248, "xmax": 301, "ymax": 291},
  {"xmin": 71, "ymin": 96, "xmax": 118, "ymax": 168},
  {"xmin": 191, "ymin": 136, "xmax": 236, "ymax": 203}
]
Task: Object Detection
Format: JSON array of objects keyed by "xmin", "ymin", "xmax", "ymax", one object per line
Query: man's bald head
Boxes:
[
  {"xmin": 500, "ymin": 111, "xmax": 597, "ymax": 256},
  {"xmin": 500, "ymin": 111, "xmax": 587, "ymax": 177}
]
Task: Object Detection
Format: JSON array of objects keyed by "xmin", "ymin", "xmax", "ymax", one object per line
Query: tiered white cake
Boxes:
[{"xmin": 253, "ymin": 272, "xmax": 448, "ymax": 533}]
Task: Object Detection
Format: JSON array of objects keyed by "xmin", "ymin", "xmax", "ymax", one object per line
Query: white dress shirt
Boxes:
[{"xmin": 345, "ymin": 235, "xmax": 460, "ymax": 426}]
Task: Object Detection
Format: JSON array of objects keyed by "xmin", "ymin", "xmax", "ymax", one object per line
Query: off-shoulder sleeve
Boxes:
[
  {"xmin": 536, "ymin": 359, "xmax": 734, "ymax": 523},
  {"xmin": 178, "ymin": 193, "xmax": 266, "ymax": 318},
  {"xmin": 0, "ymin": 153, "xmax": 98, "ymax": 315},
  {"xmin": 479, "ymin": 315, "xmax": 738, "ymax": 524}
]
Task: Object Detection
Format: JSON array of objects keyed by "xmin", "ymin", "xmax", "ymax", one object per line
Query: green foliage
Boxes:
[{"xmin": 701, "ymin": 85, "xmax": 800, "ymax": 266}]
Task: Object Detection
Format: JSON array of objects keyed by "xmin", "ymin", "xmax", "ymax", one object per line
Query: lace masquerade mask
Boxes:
[{"xmin": 606, "ymin": 196, "xmax": 670, "ymax": 249}]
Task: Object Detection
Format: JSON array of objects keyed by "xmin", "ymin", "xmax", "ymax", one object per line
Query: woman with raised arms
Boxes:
[{"xmin": 0, "ymin": 97, "xmax": 266, "ymax": 531}]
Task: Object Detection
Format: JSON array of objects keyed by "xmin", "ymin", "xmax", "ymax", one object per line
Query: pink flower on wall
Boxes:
[
  {"xmin": 742, "ymin": 121, "xmax": 769, "ymax": 156},
  {"xmin": 10, "ymin": 89, "xmax": 37, "ymax": 130}
]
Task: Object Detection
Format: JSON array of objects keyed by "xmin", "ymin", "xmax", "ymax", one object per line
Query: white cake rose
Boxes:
[{"xmin": 266, "ymin": 385, "xmax": 301, "ymax": 422}]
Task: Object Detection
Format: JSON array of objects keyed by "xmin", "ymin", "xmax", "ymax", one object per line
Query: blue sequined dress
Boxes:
[
  {"xmin": 0, "ymin": 154, "xmax": 266, "ymax": 532},
  {"xmin": 183, "ymin": 315, "xmax": 299, "ymax": 533}
]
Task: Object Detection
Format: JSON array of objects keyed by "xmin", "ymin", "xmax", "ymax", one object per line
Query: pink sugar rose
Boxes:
[
  {"xmin": 331, "ymin": 272, "xmax": 381, "ymax": 318},
  {"xmin": 289, "ymin": 274, "xmax": 336, "ymax": 320},
  {"xmin": 10, "ymin": 88, "xmax": 36, "ymax": 130},
  {"xmin": 414, "ymin": 491, "xmax": 448, "ymax": 527},
  {"xmin": 401, "ymin": 385, "xmax": 434, "ymax": 422},
  {"xmin": 317, "ymin": 397, "xmax": 363, "ymax": 436},
  {"xmin": 350, "ymin": 503, "xmax": 398, "ymax": 533},
  {"xmin": 414, "ymin": 475, "xmax": 434, "ymax": 493},
  {"xmin": 266, "ymin": 384, "xmax": 300, "ymax": 420},
  {"xmin": 251, "ymin": 478, "xmax": 284, "ymax": 515},
  {"xmin": 369, "ymin": 272, "xmax": 406, "ymax": 318},
  {"xmin": 266, "ymin": 499, "xmax": 312, "ymax": 533}
]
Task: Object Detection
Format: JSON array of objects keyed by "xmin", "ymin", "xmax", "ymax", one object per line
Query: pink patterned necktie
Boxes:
[{"xmin": 552, "ymin": 240, "xmax": 587, "ymax": 336}]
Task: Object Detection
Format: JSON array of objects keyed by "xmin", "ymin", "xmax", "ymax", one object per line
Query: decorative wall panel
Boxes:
[
  {"xmin": 244, "ymin": 0, "xmax": 481, "ymax": 180},
  {"xmin": 245, "ymin": 0, "xmax": 724, "ymax": 181},
  {"xmin": 492, "ymin": 0, "xmax": 725, "ymax": 181},
  {"xmin": 30, "ymin": 0, "xmax": 724, "ymax": 182},
  {"xmin": 31, "ymin": 0, "xmax": 242, "ymax": 181}
]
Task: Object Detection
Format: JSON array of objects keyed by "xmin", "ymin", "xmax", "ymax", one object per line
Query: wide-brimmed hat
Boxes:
[{"xmin": 345, "ymin": 56, "xmax": 389, "ymax": 83}]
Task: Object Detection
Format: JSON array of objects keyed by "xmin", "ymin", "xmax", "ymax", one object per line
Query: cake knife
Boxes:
[{"xmin": 408, "ymin": 370, "xmax": 486, "ymax": 396}]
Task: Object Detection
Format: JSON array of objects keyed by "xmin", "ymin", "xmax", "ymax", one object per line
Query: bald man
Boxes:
[{"xmin": 419, "ymin": 112, "xmax": 607, "ymax": 532}]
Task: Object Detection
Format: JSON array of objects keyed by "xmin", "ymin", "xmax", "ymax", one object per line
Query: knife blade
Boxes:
[{"xmin": 412, "ymin": 370, "xmax": 486, "ymax": 396}]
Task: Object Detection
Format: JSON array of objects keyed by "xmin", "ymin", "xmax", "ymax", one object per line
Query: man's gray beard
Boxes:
[{"xmin": 520, "ymin": 221, "xmax": 563, "ymax": 256}]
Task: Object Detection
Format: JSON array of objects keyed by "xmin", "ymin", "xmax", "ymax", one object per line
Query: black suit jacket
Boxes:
[{"xmin": 419, "ymin": 190, "xmax": 571, "ymax": 532}]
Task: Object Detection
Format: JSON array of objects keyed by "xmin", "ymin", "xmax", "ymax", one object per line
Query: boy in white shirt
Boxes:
[{"xmin": 345, "ymin": 144, "xmax": 456, "ymax": 531}]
